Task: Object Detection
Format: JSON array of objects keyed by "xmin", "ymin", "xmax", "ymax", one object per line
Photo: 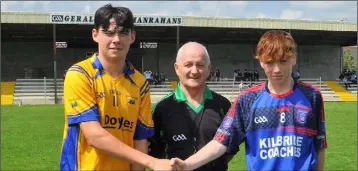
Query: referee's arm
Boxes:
[{"xmin": 148, "ymin": 106, "xmax": 166, "ymax": 159}]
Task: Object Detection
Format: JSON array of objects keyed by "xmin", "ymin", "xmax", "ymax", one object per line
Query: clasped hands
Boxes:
[{"xmin": 150, "ymin": 157, "xmax": 189, "ymax": 171}]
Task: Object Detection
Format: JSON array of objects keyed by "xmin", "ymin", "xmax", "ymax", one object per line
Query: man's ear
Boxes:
[
  {"xmin": 260, "ymin": 61, "xmax": 265, "ymax": 69},
  {"xmin": 174, "ymin": 62, "xmax": 180, "ymax": 76},
  {"xmin": 291, "ymin": 56, "xmax": 297, "ymax": 66},
  {"xmin": 207, "ymin": 64, "xmax": 212, "ymax": 78},
  {"xmin": 130, "ymin": 31, "xmax": 136, "ymax": 44},
  {"xmin": 92, "ymin": 28, "xmax": 99, "ymax": 43}
]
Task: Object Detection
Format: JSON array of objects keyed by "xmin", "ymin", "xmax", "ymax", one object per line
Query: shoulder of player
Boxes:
[
  {"xmin": 297, "ymin": 81, "xmax": 322, "ymax": 96},
  {"xmin": 236, "ymin": 82, "xmax": 265, "ymax": 102},
  {"xmin": 131, "ymin": 69, "xmax": 148, "ymax": 87},
  {"xmin": 65, "ymin": 59, "xmax": 95, "ymax": 83},
  {"xmin": 152, "ymin": 92, "xmax": 176, "ymax": 115}
]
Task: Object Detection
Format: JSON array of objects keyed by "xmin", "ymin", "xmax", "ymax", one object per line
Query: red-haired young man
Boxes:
[{"xmin": 170, "ymin": 30, "xmax": 327, "ymax": 171}]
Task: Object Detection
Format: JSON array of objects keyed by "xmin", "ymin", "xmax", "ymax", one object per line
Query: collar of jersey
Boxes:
[
  {"xmin": 174, "ymin": 82, "xmax": 213, "ymax": 103},
  {"xmin": 264, "ymin": 79, "xmax": 298, "ymax": 98},
  {"xmin": 91, "ymin": 53, "xmax": 135, "ymax": 75}
]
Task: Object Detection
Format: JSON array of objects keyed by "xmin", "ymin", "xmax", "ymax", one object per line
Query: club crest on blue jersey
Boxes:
[
  {"xmin": 222, "ymin": 117, "xmax": 233, "ymax": 129},
  {"xmin": 296, "ymin": 109, "xmax": 307, "ymax": 124}
]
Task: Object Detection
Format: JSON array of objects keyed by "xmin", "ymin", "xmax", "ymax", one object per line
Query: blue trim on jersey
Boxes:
[
  {"xmin": 133, "ymin": 120, "xmax": 155, "ymax": 140},
  {"xmin": 124, "ymin": 60, "xmax": 135, "ymax": 75},
  {"xmin": 94, "ymin": 70, "xmax": 104, "ymax": 80},
  {"xmin": 60, "ymin": 126, "xmax": 79, "ymax": 171},
  {"xmin": 245, "ymin": 129, "xmax": 317, "ymax": 171},
  {"xmin": 68, "ymin": 105, "xmax": 100, "ymax": 125},
  {"xmin": 91, "ymin": 53, "xmax": 136, "ymax": 85},
  {"xmin": 91, "ymin": 55, "xmax": 103, "ymax": 70},
  {"xmin": 91, "ymin": 53, "xmax": 134, "ymax": 75}
]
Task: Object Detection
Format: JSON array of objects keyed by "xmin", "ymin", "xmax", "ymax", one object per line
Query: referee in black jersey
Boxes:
[{"xmin": 148, "ymin": 42, "xmax": 234, "ymax": 171}]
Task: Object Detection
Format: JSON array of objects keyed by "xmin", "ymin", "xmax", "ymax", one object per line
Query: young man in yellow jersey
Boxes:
[{"xmin": 60, "ymin": 4, "xmax": 172, "ymax": 171}]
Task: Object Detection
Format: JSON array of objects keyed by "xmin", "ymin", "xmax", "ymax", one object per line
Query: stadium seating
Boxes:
[
  {"xmin": 12, "ymin": 77, "xmax": 345, "ymax": 105},
  {"xmin": 205, "ymin": 78, "xmax": 340, "ymax": 102},
  {"xmin": 335, "ymin": 79, "xmax": 357, "ymax": 98},
  {"xmin": 1, "ymin": 82, "xmax": 15, "ymax": 105},
  {"xmin": 336, "ymin": 79, "xmax": 357, "ymax": 97},
  {"xmin": 324, "ymin": 80, "xmax": 356, "ymax": 101}
]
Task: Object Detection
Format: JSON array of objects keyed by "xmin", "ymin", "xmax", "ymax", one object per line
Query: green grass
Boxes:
[{"xmin": 1, "ymin": 102, "xmax": 357, "ymax": 170}]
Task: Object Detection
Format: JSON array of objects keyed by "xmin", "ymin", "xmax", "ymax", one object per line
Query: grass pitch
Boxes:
[{"xmin": 1, "ymin": 102, "xmax": 357, "ymax": 170}]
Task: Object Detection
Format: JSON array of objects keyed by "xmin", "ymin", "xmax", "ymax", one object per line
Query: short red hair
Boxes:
[{"xmin": 255, "ymin": 30, "xmax": 296, "ymax": 62}]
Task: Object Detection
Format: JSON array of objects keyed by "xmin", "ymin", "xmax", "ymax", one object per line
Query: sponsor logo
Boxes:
[
  {"xmin": 51, "ymin": 15, "xmax": 63, "ymax": 22},
  {"xmin": 50, "ymin": 14, "xmax": 94, "ymax": 24},
  {"xmin": 217, "ymin": 128, "xmax": 231, "ymax": 136},
  {"xmin": 95, "ymin": 91, "xmax": 106, "ymax": 98},
  {"xmin": 172, "ymin": 134, "xmax": 187, "ymax": 141},
  {"xmin": 276, "ymin": 106, "xmax": 289, "ymax": 113},
  {"xmin": 96, "ymin": 90, "xmax": 120, "ymax": 99},
  {"xmin": 259, "ymin": 135, "xmax": 303, "ymax": 160},
  {"xmin": 254, "ymin": 116, "xmax": 268, "ymax": 124},
  {"xmin": 102, "ymin": 115, "xmax": 134, "ymax": 132}
]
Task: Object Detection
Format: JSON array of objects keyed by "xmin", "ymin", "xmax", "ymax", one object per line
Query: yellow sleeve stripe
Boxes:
[
  {"xmin": 71, "ymin": 65, "xmax": 93, "ymax": 80},
  {"xmin": 140, "ymin": 80, "xmax": 149, "ymax": 93},
  {"xmin": 140, "ymin": 83, "xmax": 150, "ymax": 97},
  {"xmin": 68, "ymin": 65, "xmax": 93, "ymax": 86}
]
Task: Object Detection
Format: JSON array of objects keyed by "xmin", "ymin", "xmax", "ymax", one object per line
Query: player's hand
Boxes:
[
  {"xmin": 170, "ymin": 158, "xmax": 189, "ymax": 171},
  {"xmin": 149, "ymin": 159, "xmax": 174, "ymax": 171}
]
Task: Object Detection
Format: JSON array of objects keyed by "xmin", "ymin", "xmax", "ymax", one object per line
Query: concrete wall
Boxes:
[
  {"xmin": 2, "ymin": 42, "xmax": 53, "ymax": 81},
  {"xmin": 142, "ymin": 43, "xmax": 258, "ymax": 79},
  {"xmin": 143, "ymin": 43, "xmax": 341, "ymax": 80},
  {"xmin": 1, "ymin": 42, "xmax": 96, "ymax": 81},
  {"xmin": 297, "ymin": 45, "xmax": 341, "ymax": 80},
  {"xmin": 2, "ymin": 42, "xmax": 342, "ymax": 81}
]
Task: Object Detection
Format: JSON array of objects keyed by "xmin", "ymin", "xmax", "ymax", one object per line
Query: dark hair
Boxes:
[
  {"xmin": 255, "ymin": 30, "xmax": 296, "ymax": 62},
  {"xmin": 94, "ymin": 4, "xmax": 135, "ymax": 32}
]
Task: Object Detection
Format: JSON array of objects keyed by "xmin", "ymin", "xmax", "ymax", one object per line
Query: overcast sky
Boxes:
[{"xmin": 1, "ymin": 1, "xmax": 357, "ymax": 22}]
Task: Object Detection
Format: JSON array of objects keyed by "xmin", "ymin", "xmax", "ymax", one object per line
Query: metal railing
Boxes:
[
  {"xmin": 229, "ymin": 76, "xmax": 323, "ymax": 97},
  {"xmin": 14, "ymin": 76, "xmax": 325, "ymax": 105}
]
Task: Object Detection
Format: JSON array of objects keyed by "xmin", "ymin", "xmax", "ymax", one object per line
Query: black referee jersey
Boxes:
[{"xmin": 148, "ymin": 84, "xmax": 233, "ymax": 171}]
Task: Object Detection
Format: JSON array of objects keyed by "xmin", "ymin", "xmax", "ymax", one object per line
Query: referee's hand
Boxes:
[{"xmin": 170, "ymin": 158, "xmax": 188, "ymax": 171}]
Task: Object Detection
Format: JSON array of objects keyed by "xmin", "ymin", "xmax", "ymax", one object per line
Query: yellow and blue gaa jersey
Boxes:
[{"xmin": 60, "ymin": 54, "xmax": 154, "ymax": 171}]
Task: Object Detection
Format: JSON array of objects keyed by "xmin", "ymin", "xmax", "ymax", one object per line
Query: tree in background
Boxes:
[{"xmin": 343, "ymin": 50, "xmax": 356, "ymax": 72}]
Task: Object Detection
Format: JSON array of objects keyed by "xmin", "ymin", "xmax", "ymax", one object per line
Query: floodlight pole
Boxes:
[{"xmin": 53, "ymin": 24, "xmax": 58, "ymax": 104}]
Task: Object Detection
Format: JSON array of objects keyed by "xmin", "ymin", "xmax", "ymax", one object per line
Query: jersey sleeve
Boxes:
[
  {"xmin": 134, "ymin": 80, "xmax": 155, "ymax": 140},
  {"xmin": 148, "ymin": 104, "xmax": 166, "ymax": 158},
  {"xmin": 64, "ymin": 65, "xmax": 99, "ymax": 125},
  {"xmin": 222, "ymin": 97, "xmax": 232, "ymax": 117},
  {"xmin": 314, "ymin": 91, "xmax": 327, "ymax": 150},
  {"xmin": 213, "ymin": 94, "xmax": 246, "ymax": 155}
]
